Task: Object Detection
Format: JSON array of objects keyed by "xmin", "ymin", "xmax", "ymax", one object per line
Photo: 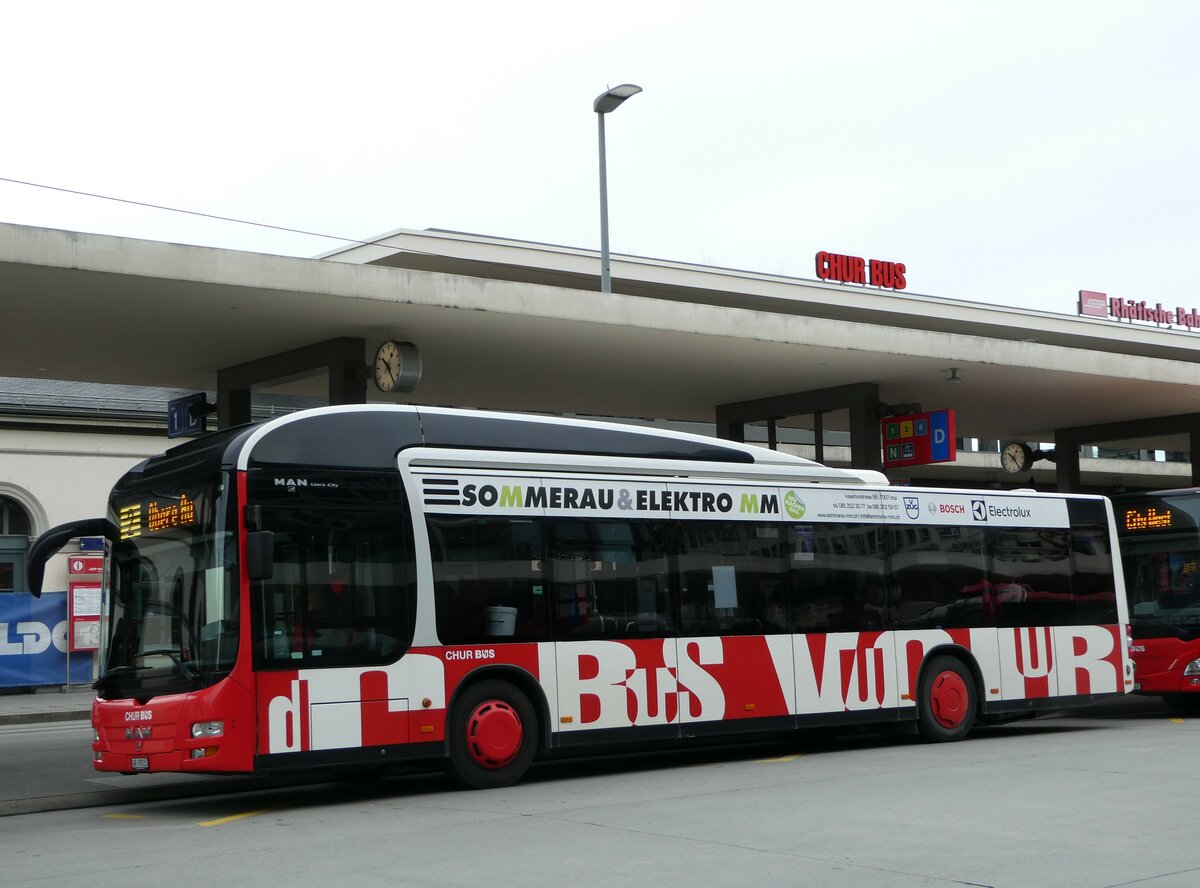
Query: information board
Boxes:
[{"xmin": 882, "ymin": 409, "xmax": 956, "ymax": 469}]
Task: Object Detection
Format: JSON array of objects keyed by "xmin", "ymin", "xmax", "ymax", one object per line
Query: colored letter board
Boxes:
[{"xmin": 882, "ymin": 409, "xmax": 956, "ymax": 468}]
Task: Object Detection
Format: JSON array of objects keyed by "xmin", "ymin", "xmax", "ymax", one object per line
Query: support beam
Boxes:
[
  {"xmin": 1053, "ymin": 412, "xmax": 1200, "ymax": 491},
  {"xmin": 716, "ymin": 383, "xmax": 881, "ymax": 470},
  {"xmin": 216, "ymin": 337, "xmax": 367, "ymax": 428}
]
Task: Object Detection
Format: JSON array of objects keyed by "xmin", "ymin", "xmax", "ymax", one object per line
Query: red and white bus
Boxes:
[
  {"xmin": 1112, "ymin": 488, "xmax": 1200, "ymax": 707},
  {"xmin": 30, "ymin": 406, "xmax": 1133, "ymax": 788}
]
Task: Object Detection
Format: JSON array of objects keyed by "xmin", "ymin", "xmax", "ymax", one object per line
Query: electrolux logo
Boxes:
[
  {"xmin": 971, "ymin": 500, "xmax": 987, "ymax": 522},
  {"xmin": 988, "ymin": 504, "xmax": 1033, "ymax": 519}
]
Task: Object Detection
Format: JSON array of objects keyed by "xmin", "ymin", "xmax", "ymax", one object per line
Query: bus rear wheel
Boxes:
[
  {"xmin": 447, "ymin": 680, "xmax": 537, "ymax": 789},
  {"xmin": 917, "ymin": 655, "xmax": 977, "ymax": 742}
]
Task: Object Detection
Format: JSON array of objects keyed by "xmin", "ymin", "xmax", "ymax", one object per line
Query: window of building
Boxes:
[{"xmin": 0, "ymin": 495, "xmax": 33, "ymax": 594}]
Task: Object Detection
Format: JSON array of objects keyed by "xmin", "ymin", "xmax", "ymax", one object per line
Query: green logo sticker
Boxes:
[{"xmin": 783, "ymin": 490, "xmax": 806, "ymax": 519}]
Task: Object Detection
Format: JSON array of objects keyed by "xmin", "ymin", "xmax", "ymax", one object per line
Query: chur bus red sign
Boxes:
[{"xmin": 816, "ymin": 251, "xmax": 907, "ymax": 290}]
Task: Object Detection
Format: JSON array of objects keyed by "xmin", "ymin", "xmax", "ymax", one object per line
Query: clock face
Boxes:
[
  {"xmin": 1001, "ymin": 442, "xmax": 1029, "ymax": 474},
  {"xmin": 374, "ymin": 341, "xmax": 401, "ymax": 392}
]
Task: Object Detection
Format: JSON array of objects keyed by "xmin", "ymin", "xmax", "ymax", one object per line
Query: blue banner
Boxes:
[{"xmin": 0, "ymin": 593, "xmax": 93, "ymax": 688}]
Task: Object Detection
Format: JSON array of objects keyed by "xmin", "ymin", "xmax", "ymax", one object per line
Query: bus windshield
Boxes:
[
  {"xmin": 1122, "ymin": 535, "xmax": 1200, "ymax": 641},
  {"xmin": 99, "ymin": 475, "xmax": 238, "ymax": 700},
  {"xmin": 1117, "ymin": 492, "xmax": 1200, "ymax": 642}
]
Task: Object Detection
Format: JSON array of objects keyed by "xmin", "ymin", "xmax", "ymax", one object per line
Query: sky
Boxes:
[{"xmin": 3, "ymin": 1, "xmax": 1197, "ymax": 315}]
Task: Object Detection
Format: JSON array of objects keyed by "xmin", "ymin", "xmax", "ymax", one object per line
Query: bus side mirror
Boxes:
[{"xmin": 245, "ymin": 531, "xmax": 275, "ymax": 582}]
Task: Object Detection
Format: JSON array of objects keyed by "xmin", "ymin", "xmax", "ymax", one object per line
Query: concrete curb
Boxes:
[{"xmin": 0, "ymin": 709, "xmax": 92, "ymax": 727}]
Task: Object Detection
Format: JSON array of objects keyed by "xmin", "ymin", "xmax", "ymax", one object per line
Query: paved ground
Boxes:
[
  {"xmin": 3, "ymin": 697, "xmax": 1197, "ymax": 888},
  {"xmin": 0, "ymin": 685, "xmax": 93, "ymax": 725}
]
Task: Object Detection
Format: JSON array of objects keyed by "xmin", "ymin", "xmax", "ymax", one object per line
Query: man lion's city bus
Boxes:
[
  {"xmin": 1112, "ymin": 488, "xmax": 1200, "ymax": 707},
  {"xmin": 29, "ymin": 406, "xmax": 1133, "ymax": 788}
]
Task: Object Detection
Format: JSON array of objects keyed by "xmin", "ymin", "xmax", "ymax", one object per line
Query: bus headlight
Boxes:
[
  {"xmin": 1183, "ymin": 659, "xmax": 1200, "ymax": 677},
  {"xmin": 190, "ymin": 721, "xmax": 225, "ymax": 738}
]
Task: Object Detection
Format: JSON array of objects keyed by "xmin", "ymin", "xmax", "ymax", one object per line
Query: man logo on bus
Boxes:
[
  {"xmin": 904, "ymin": 497, "xmax": 920, "ymax": 519},
  {"xmin": 783, "ymin": 491, "xmax": 806, "ymax": 519}
]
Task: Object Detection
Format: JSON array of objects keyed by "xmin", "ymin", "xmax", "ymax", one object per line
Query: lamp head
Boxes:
[{"xmin": 594, "ymin": 83, "xmax": 643, "ymax": 114}]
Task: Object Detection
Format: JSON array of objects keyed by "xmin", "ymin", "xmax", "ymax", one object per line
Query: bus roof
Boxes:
[{"xmin": 116, "ymin": 405, "xmax": 871, "ymax": 492}]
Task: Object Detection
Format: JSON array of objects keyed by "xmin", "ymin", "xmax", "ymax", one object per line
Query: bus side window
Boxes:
[
  {"xmin": 989, "ymin": 527, "xmax": 1072, "ymax": 628},
  {"xmin": 254, "ymin": 503, "xmax": 414, "ymax": 669},
  {"xmin": 1067, "ymin": 500, "xmax": 1120, "ymax": 625},
  {"xmin": 676, "ymin": 521, "xmax": 787, "ymax": 636},
  {"xmin": 428, "ymin": 516, "xmax": 548, "ymax": 646},
  {"xmin": 546, "ymin": 518, "xmax": 671, "ymax": 640},
  {"xmin": 789, "ymin": 524, "xmax": 888, "ymax": 634},
  {"xmin": 890, "ymin": 525, "xmax": 987, "ymax": 630}
]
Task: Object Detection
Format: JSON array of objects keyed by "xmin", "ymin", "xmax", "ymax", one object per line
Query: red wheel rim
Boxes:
[
  {"xmin": 929, "ymin": 670, "xmax": 969, "ymax": 729},
  {"xmin": 465, "ymin": 700, "xmax": 523, "ymax": 769}
]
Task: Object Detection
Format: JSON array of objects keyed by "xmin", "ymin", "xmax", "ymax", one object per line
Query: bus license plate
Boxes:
[{"xmin": 131, "ymin": 757, "xmax": 149, "ymax": 771}]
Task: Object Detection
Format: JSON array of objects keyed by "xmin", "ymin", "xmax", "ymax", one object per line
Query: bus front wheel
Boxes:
[
  {"xmin": 917, "ymin": 655, "xmax": 977, "ymax": 742},
  {"xmin": 447, "ymin": 680, "xmax": 537, "ymax": 789}
]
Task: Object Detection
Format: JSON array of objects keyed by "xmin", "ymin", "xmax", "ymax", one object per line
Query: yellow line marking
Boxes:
[
  {"xmin": 103, "ymin": 813, "xmax": 145, "ymax": 820},
  {"xmin": 1170, "ymin": 717, "xmax": 1186, "ymax": 724},
  {"xmin": 197, "ymin": 809, "xmax": 271, "ymax": 828},
  {"xmin": 756, "ymin": 755, "xmax": 800, "ymax": 763}
]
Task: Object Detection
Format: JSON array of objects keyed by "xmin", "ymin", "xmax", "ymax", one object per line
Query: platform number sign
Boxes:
[{"xmin": 882, "ymin": 409, "xmax": 956, "ymax": 469}]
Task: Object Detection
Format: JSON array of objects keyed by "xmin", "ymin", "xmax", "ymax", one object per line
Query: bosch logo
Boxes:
[{"xmin": 939, "ymin": 504, "xmax": 966, "ymax": 514}]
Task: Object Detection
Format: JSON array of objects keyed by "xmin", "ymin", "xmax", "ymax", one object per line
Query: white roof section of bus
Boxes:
[
  {"xmin": 5, "ymin": 222, "xmax": 1200, "ymax": 454},
  {"xmin": 234, "ymin": 404, "xmax": 869, "ymax": 484}
]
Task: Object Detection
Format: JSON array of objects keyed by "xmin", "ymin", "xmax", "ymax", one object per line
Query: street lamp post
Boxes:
[{"xmin": 594, "ymin": 83, "xmax": 642, "ymax": 293}]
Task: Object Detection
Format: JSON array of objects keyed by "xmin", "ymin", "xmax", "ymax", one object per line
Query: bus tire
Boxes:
[
  {"xmin": 917, "ymin": 655, "xmax": 977, "ymax": 742},
  {"xmin": 447, "ymin": 679, "xmax": 537, "ymax": 789}
]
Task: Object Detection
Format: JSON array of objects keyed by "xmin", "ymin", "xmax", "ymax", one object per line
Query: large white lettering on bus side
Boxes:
[
  {"xmin": 1053, "ymin": 625, "xmax": 1118, "ymax": 696},
  {"xmin": 997, "ymin": 627, "xmax": 1058, "ymax": 699},
  {"xmin": 965, "ymin": 627, "xmax": 1003, "ymax": 707},
  {"xmin": 382, "ymin": 653, "xmax": 445, "ymax": 710},
  {"xmin": 676, "ymin": 637, "xmax": 726, "ymax": 723},
  {"xmin": 795, "ymin": 633, "xmax": 895, "ymax": 713},
  {"xmin": 268, "ymin": 679, "xmax": 306, "ymax": 753},
  {"xmin": 301, "ymin": 669, "xmax": 369, "ymax": 751},
  {"xmin": 556, "ymin": 640, "xmax": 639, "ymax": 731},
  {"xmin": 893, "ymin": 629, "xmax": 956, "ymax": 707},
  {"xmin": 764, "ymin": 635, "xmax": 797, "ymax": 715}
]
